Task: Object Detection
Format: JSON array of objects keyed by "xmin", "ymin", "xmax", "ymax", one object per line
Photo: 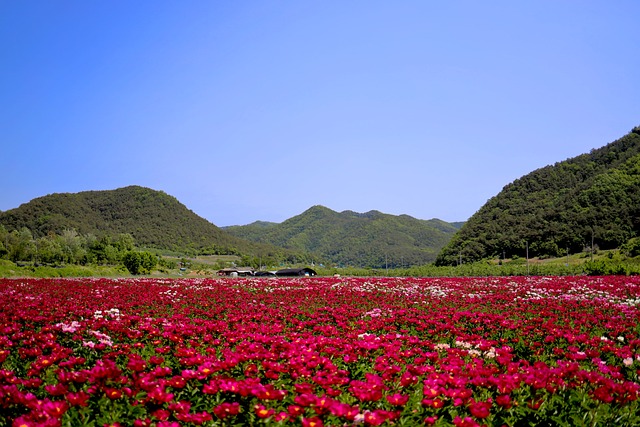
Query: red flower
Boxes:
[
  {"xmin": 41, "ymin": 400, "xmax": 68, "ymax": 418},
  {"xmin": 422, "ymin": 398, "xmax": 444, "ymax": 408},
  {"xmin": 274, "ymin": 412, "xmax": 289, "ymax": 421},
  {"xmin": 495, "ymin": 394, "xmax": 512, "ymax": 408},
  {"xmin": 151, "ymin": 409, "xmax": 170, "ymax": 421},
  {"xmin": 255, "ymin": 404, "xmax": 274, "ymax": 419},
  {"xmin": 212, "ymin": 402, "xmax": 240, "ymax": 419},
  {"xmin": 302, "ymin": 417, "xmax": 324, "ymax": 427},
  {"xmin": 288, "ymin": 404, "xmax": 305, "ymax": 416},
  {"xmin": 66, "ymin": 391, "xmax": 90, "ymax": 407},
  {"xmin": 104, "ymin": 387, "xmax": 122, "ymax": 400},
  {"xmin": 44, "ymin": 384, "xmax": 68, "ymax": 396},
  {"xmin": 127, "ymin": 355, "xmax": 147, "ymax": 372},
  {"xmin": 363, "ymin": 410, "xmax": 388, "ymax": 426},
  {"xmin": 593, "ymin": 386, "xmax": 614, "ymax": 403},
  {"xmin": 468, "ymin": 399, "xmax": 491, "ymax": 418}
]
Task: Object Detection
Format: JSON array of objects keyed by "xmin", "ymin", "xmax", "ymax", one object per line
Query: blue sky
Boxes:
[{"xmin": 1, "ymin": 1, "xmax": 639, "ymax": 226}]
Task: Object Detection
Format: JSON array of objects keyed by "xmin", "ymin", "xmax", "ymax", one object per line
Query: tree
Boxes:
[
  {"xmin": 122, "ymin": 251, "xmax": 142, "ymax": 275},
  {"xmin": 139, "ymin": 252, "xmax": 157, "ymax": 274},
  {"xmin": 8, "ymin": 228, "xmax": 34, "ymax": 262},
  {"xmin": 59, "ymin": 229, "xmax": 86, "ymax": 264},
  {"xmin": 0, "ymin": 225, "xmax": 8, "ymax": 258},
  {"xmin": 36, "ymin": 236, "xmax": 63, "ymax": 264},
  {"xmin": 114, "ymin": 234, "xmax": 135, "ymax": 252},
  {"xmin": 122, "ymin": 251, "xmax": 157, "ymax": 275}
]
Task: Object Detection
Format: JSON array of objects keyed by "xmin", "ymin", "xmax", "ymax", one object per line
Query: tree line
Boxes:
[{"xmin": 0, "ymin": 225, "xmax": 160, "ymax": 274}]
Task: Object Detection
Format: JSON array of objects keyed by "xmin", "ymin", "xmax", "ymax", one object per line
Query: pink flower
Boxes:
[
  {"xmin": 363, "ymin": 410, "xmax": 387, "ymax": 426},
  {"xmin": 41, "ymin": 399, "xmax": 68, "ymax": 418},
  {"xmin": 453, "ymin": 416, "xmax": 481, "ymax": 427},
  {"xmin": 386, "ymin": 393, "xmax": 409, "ymax": 406},
  {"xmin": 424, "ymin": 416, "xmax": 439, "ymax": 425}
]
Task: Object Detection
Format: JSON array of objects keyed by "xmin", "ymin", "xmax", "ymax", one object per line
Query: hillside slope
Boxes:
[
  {"xmin": 0, "ymin": 186, "xmax": 273, "ymax": 255},
  {"xmin": 436, "ymin": 126, "xmax": 640, "ymax": 265},
  {"xmin": 224, "ymin": 206, "xmax": 460, "ymax": 267}
]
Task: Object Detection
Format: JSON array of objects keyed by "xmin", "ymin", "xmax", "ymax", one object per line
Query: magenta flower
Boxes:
[
  {"xmin": 468, "ymin": 399, "xmax": 492, "ymax": 418},
  {"xmin": 386, "ymin": 392, "xmax": 409, "ymax": 406},
  {"xmin": 301, "ymin": 416, "xmax": 324, "ymax": 427}
]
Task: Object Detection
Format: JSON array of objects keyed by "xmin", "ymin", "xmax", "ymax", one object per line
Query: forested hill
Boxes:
[
  {"xmin": 0, "ymin": 186, "xmax": 270, "ymax": 255},
  {"xmin": 224, "ymin": 206, "xmax": 462, "ymax": 268},
  {"xmin": 436, "ymin": 126, "xmax": 640, "ymax": 265}
]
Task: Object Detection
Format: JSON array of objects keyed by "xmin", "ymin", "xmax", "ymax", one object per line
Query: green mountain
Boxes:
[
  {"xmin": 0, "ymin": 186, "xmax": 277, "ymax": 256},
  {"xmin": 436, "ymin": 126, "xmax": 640, "ymax": 265},
  {"xmin": 224, "ymin": 206, "xmax": 461, "ymax": 268}
]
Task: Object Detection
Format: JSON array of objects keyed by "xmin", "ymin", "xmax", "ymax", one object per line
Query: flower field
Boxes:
[{"xmin": 1, "ymin": 276, "xmax": 640, "ymax": 427}]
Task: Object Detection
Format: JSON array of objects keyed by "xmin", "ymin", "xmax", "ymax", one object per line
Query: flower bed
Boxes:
[{"xmin": 1, "ymin": 276, "xmax": 639, "ymax": 426}]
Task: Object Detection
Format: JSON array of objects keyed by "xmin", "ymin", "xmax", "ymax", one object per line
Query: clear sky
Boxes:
[{"xmin": 1, "ymin": 1, "xmax": 639, "ymax": 226}]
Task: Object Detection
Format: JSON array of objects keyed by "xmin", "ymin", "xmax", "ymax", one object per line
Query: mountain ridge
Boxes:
[
  {"xmin": 0, "ymin": 185, "xmax": 280, "ymax": 256},
  {"xmin": 224, "ymin": 205, "xmax": 461, "ymax": 267},
  {"xmin": 0, "ymin": 187, "xmax": 461, "ymax": 268},
  {"xmin": 436, "ymin": 126, "xmax": 640, "ymax": 265}
]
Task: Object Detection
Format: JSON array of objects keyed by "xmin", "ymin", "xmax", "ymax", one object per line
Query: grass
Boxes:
[{"xmin": 0, "ymin": 259, "xmax": 127, "ymax": 278}]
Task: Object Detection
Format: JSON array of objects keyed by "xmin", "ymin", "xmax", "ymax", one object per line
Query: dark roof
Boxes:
[
  {"xmin": 275, "ymin": 268, "xmax": 317, "ymax": 277},
  {"xmin": 254, "ymin": 271, "xmax": 276, "ymax": 277}
]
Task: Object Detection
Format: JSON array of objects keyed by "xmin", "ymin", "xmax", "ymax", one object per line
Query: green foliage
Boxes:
[
  {"xmin": 0, "ymin": 185, "xmax": 276, "ymax": 257},
  {"xmin": 583, "ymin": 259, "xmax": 635, "ymax": 276},
  {"xmin": 622, "ymin": 237, "xmax": 640, "ymax": 257},
  {"xmin": 437, "ymin": 127, "xmax": 640, "ymax": 265},
  {"xmin": 225, "ymin": 205, "xmax": 460, "ymax": 268},
  {"xmin": 122, "ymin": 251, "xmax": 157, "ymax": 275},
  {"xmin": 121, "ymin": 251, "xmax": 141, "ymax": 275},
  {"xmin": 0, "ymin": 259, "xmax": 126, "ymax": 277}
]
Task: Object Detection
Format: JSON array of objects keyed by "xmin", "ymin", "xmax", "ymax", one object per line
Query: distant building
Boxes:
[
  {"xmin": 217, "ymin": 267, "xmax": 255, "ymax": 277},
  {"xmin": 254, "ymin": 271, "xmax": 276, "ymax": 277},
  {"xmin": 275, "ymin": 267, "xmax": 317, "ymax": 277}
]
